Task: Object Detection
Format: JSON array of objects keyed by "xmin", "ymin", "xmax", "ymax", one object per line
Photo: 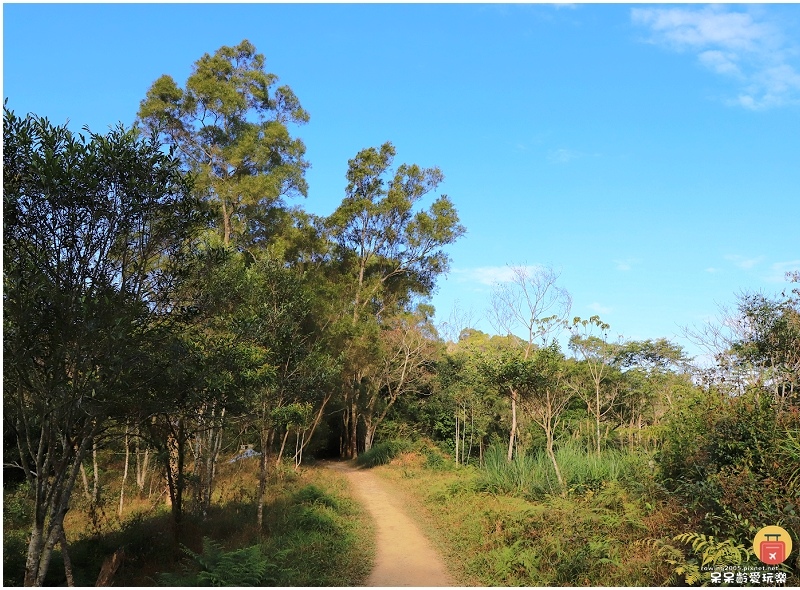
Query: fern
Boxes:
[
  {"xmin": 639, "ymin": 532, "xmax": 754, "ymax": 586},
  {"xmin": 158, "ymin": 537, "xmax": 276, "ymax": 586}
]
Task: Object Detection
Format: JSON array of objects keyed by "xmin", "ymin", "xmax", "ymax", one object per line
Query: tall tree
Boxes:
[
  {"xmin": 137, "ymin": 39, "xmax": 309, "ymax": 248},
  {"xmin": 3, "ymin": 106, "xmax": 203, "ymax": 586},
  {"xmin": 326, "ymin": 142, "xmax": 465, "ymax": 457}
]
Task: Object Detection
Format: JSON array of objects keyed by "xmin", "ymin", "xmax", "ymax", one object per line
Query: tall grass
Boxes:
[
  {"xmin": 478, "ymin": 441, "xmax": 652, "ymax": 499},
  {"xmin": 377, "ymin": 449, "xmax": 674, "ymax": 586}
]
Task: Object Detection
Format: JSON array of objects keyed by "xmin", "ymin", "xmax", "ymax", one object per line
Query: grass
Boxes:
[
  {"xmin": 478, "ymin": 441, "xmax": 656, "ymax": 499},
  {"xmin": 3, "ymin": 458, "xmax": 373, "ymax": 587},
  {"xmin": 373, "ymin": 447, "xmax": 686, "ymax": 586}
]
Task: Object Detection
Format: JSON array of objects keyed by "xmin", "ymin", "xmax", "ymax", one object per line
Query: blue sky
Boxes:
[{"xmin": 4, "ymin": 3, "xmax": 799, "ymax": 360}]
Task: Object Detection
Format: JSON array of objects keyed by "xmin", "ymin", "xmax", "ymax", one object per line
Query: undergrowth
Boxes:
[
  {"xmin": 3, "ymin": 460, "xmax": 372, "ymax": 587},
  {"xmin": 376, "ymin": 449, "xmax": 677, "ymax": 586},
  {"xmin": 477, "ymin": 441, "xmax": 654, "ymax": 499}
]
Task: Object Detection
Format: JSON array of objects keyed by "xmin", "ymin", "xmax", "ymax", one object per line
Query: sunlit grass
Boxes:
[{"xmin": 375, "ymin": 449, "xmax": 679, "ymax": 586}]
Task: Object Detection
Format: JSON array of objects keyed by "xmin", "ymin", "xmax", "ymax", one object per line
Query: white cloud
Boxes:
[
  {"xmin": 699, "ymin": 50, "xmax": 742, "ymax": 77},
  {"xmin": 547, "ymin": 147, "xmax": 601, "ymax": 164},
  {"xmin": 451, "ymin": 265, "xmax": 542, "ymax": 286},
  {"xmin": 724, "ymin": 254, "xmax": 765, "ymax": 270},
  {"xmin": 588, "ymin": 302, "xmax": 612, "ymax": 315},
  {"xmin": 548, "ymin": 148, "xmax": 580, "ymax": 164},
  {"xmin": 766, "ymin": 260, "xmax": 800, "ymax": 283},
  {"xmin": 632, "ymin": 6, "xmax": 800, "ymax": 109},
  {"xmin": 614, "ymin": 257, "xmax": 640, "ymax": 271},
  {"xmin": 705, "ymin": 267, "xmax": 720, "ymax": 273}
]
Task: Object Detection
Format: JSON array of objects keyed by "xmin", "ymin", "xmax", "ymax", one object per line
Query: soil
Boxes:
[{"xmin": 326, "ymin": 461, "xmax": 455, "ymax": 587}]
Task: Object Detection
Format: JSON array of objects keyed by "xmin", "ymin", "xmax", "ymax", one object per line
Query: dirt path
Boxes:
[{"xmin": 327, "ymin": 461, "xmax": 455, "ymax": 587}]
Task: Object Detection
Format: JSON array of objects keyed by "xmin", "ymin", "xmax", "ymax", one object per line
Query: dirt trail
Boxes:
[{"xmin": 327, "ymin": 461, "xmax": 455, "ymax": 587}]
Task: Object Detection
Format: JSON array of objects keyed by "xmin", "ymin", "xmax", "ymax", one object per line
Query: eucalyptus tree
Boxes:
[
  {"xmin": 137, "ymin": 39, "xmax": 309, "ymax": 248},
  {"xmin": 3, "ymin": 106, "xmax": 204, "ymax": 586},
  {"xmin": 325, "ymin": 142, "xmax": 465, "ymax": 457}
]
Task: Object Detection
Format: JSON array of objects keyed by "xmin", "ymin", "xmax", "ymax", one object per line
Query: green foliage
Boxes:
[
  {"xmin": 138, "ymin": 39, "xmax": 309, "ymax": 248},
  {"xmin": 292, "ymin": 484, "xmax": 340, "ymax": 510},
  {"xmin": 356, "ymin": 439, "xmax": 413, "ymax": 468},
  {"xmin": 384, "ymin": 461, "xmax": 661, "ymax": 586},
  {"xmin": 260, "ymin": 482, "xmax": 373, "ymax": 586},
  {"xmin": 3, "ymin": 103, "xmax": 205, "ymax": 585},
  {"xmin": 643, "ymin": 532, "xmax": 755, "ymax": 586},
  {"xmin": 477, "ymin": 442, "xmax": 652, "ymax": 499},
  {"xmin": 658, "ymin": 387, "xmax": 800, "ymax": 544},
  {"xmin": 159, "ymin": 537, "xmax": 276, "ymax": 586}
]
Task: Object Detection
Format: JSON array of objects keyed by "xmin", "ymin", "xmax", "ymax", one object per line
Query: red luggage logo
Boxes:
[{"xmin": 753, "ymin": 526, "xmax": 792, "ymax": 565}]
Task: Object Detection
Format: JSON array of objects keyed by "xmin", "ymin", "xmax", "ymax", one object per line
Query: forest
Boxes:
[{"xmin": 4, "ymin": 40, "xmax": 799, "ymax": 587}]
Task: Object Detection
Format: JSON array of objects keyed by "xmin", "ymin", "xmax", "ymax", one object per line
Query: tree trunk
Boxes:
[
  {"xmin": 59, "ymin": 529, "xmax": 75, "ymax": 587},
  {"xmin": 221, "ymin": 198, "xmax": 231, "ymax": 247},
  {"xmin": 25, "ymin": 433, "xmax": 92, "ymax": 586},
  {"xmin": 119, "ymin": 424, "xmax": 130, "ymax": 518},
  {"xmin": 465, "ymin": 405, "xmax": 474, "ymax": 464},
  {"xmin": 364, "ymin": 417, "xmax": 375, "ymax": 453},
  {"xmin": 277, "ymin": 429, "xmax": 290, "ymax": 465},
  {"xmin": 454, "ymin": 411, "xmax": 459, "ymax": 465},
  {"xmin": 595, "ymin": 385, "xmax": 602, "ymax": 456},
  {"xmin": 80, "ymin": 462, "xmax": 91, "ymax": 501},
  {"xmin": 349, "ymin": 399, "xmax": 358, "ymax": 459},
  {"xmin": 257, "ymin": 427, "xmax": 268, "ymax": 529},
  {"xmin": 546, "ymin": 435, "xmax": 565, "ymax": 493},
  {"xmin": 292, "ymin": 394, "xmax": 331, "ymax": 468},
  {"xmin": 164, "ymin": 417, "xmax": 185, "ymax": 542},
  {"xmin": 507, "ymin": 388, "xmax": 517, "ymax": 462},
  {"xmin": 135, "ymin": 432, "xmax": 151, "ymax": 493},
  {"xmin": 92, "ymin": 439, "xmax": 100, "ymax": 503}
]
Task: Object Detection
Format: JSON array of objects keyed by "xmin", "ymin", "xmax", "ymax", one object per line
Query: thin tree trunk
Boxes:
[
  {"xmin": 546, "ymin": 434, "xmax": 565, "ymax": 492},
  {"xmin": 293, "ymin": 394, "xmax": 331, "ymax": 468},
  {"xmin": 257, "ymin": 426, "xmax": 268, "ymax": 529},
  {"xmin": 277, "ymin": 429, "xmax": 290, "ymax": 465},
  {"xmin": 595, "ymin": 385, "xmax": 602, "ymax": 456},
  {"xmin": 119, "ymin": 424, "xmax": 130, "ymax": 518},
  {"xmin": 92, "ymin": 439, "xmax": 100, "ymax": 503},
  {"xmin": 59, "ymin": 529, "xmax": 75, "ymax": 587},
  {"xmin": 80, "ymin": 462, "xmax": 91, "ymax": 500},
  {"xmin": 507, "ymin": 388, "xmax": 517, "ymax": 462},
  {"xmin": 349, "ymin": 399, "xmax": 358, "ymax": 459},
  {"xmin": 454, "ymin": 411, "xmax": 459, "ymax": 465},
  {"xmin": 25, "ymin": 432, "xmax": 93, "ymax": 586},
  {"xmin": 467, "ymin": 405, "xmax": 474, "ymax": 464}
]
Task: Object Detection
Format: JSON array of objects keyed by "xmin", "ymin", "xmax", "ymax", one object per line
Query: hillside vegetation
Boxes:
[{"xmin": 4, "ymin": 38, "xmax": 798, "ymax": 586}]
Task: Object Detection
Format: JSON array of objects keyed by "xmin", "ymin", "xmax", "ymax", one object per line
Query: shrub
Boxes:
[{"xmin": 356, "ymin": 440, "xmax": 412, "ymax": 468}]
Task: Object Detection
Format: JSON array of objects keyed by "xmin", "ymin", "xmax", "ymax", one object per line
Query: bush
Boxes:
[
  {"xmin": 658, "ymin": 389, "xmax": 799, "ymax": 526},
  {"xmin": 356, "ymin": 440, "xmax": 412, "ymax": 468}
]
